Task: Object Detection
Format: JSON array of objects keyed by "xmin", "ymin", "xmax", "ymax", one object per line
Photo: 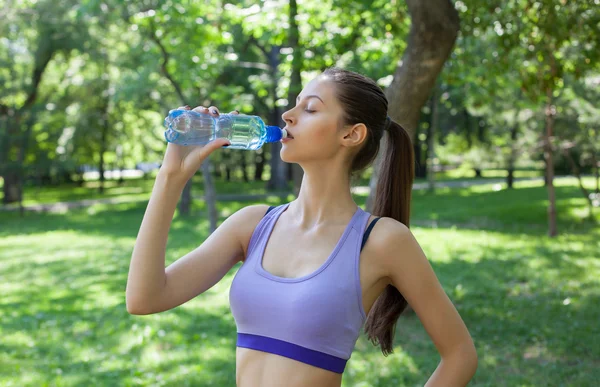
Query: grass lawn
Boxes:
[
  {"xmin": 0, "ymin": 179, "xmax": 598, "ymax": 386},
  {"xmin": 0, "ymin": 176, "xmax": 272, "ymax": 208}
]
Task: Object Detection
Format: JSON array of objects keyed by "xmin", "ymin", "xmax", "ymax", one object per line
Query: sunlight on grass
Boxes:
[{"xmin": 1, "ymin": 180, "xmax": 599, "ymax": 386}]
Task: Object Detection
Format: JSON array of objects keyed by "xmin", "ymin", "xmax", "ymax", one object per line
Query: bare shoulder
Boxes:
[
  {"xmin": 229, "ymin": 203, "xmax": 272, "ymax": 222},
  {"xmin": 366, "ymin": 216, "xmax": 412, "ymax": 250},
  {"xmin": 227, "ymin": 204, "xmax": 272, "ymax": 257},
  {"xmin": 364, "ymin": 217, "xmax": 425, "ymax": 281}
]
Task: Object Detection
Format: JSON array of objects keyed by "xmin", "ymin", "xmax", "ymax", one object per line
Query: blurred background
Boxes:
[{"xmin": 1, "ymin": 0, "xmax": 598, "ymax": 386}]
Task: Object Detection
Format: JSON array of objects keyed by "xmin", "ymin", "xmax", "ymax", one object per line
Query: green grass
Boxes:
[
  {"xmin": 0, "ymin": 176, "xmax": 275, "ymax": 208},
  {"xmin": 1, "ymin": 179, "xmax": 598, "ymax": 386}
]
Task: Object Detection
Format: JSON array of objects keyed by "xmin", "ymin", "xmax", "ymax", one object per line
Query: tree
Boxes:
[
  {"xmin": 367, "ymin": 0, "xmax": 460, "ymax": 210},
  {"xmin": 479, "ymin": 0, "xmax": 600, "ymax": 236},
  {"xmin": 125, "ymin": 2, "xmax": 229, "ymax": 227},
  {"xmin": 0, "ymin": 0, "xmax": 90, "ymax": 208}
]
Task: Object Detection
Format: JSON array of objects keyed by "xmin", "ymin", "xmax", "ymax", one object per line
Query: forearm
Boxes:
[
  {"xmin": 425, "ymin": 346, "xmax": 478, "ymax": 387},
  {"xmin": 126, "ymin": 172, "xmax": 185, "ymax": 312}
]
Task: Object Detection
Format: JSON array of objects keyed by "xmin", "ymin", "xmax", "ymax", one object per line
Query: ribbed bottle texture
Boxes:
[{"xmin": 164, "ymin": 110, "xmax": 286, "ymax": 150}]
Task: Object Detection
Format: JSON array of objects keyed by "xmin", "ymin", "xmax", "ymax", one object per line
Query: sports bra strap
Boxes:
[
  {"xmin": 361, "ymin": 217, "xmax": 381, "ymax": 251},
  {"xmin": 264, "ymin": 206, "xmax": 377, "ymax": 251}
]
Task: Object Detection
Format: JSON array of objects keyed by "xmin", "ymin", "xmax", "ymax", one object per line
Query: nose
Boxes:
[{"xmin": 281, "ymin": 107, "xmax": 295, "ymax": 126}]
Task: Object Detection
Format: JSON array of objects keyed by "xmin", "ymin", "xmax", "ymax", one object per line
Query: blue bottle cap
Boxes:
[{"xmin": 265, "ymin": 126, "xmax": 285, "ymax": 143}]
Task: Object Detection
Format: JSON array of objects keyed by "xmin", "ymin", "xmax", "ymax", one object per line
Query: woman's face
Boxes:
[{"xmin": 280, "ymin": 76, "xmax": 349, "ymax": 165}]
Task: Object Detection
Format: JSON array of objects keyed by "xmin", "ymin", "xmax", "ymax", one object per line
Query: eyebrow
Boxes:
[{"xmin": 296, "ymin": 95, "xmax": 325, "ymax": 105}]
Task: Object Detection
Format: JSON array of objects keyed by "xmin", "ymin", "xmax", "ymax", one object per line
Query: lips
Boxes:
[{"xmin": 283, "ymin": 128, "xmax": 295, "ymax": 140}]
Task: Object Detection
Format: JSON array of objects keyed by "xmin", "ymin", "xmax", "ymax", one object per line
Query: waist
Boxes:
[{"xmin": 236, "ymin": 347, "xmax": 342, "ymax": 387}]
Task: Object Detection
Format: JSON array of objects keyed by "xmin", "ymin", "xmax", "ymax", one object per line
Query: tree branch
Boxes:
[
  {"xmin": 147, "ymin": 20, "xmax": 187, "ymax": 104},
  {"xmin": 248, "ymin": 35, "xmax": 271, "ymax": 61}
]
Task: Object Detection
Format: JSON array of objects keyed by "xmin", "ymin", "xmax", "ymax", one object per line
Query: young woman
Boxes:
[{"xmin": 126, "ymin": 68, "xmax": 477, "ymax": 387}]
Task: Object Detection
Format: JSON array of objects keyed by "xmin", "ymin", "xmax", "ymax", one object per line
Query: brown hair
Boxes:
[{"xmin": 323, "ymin": 67, "xmax": 415, "ymax": 356}]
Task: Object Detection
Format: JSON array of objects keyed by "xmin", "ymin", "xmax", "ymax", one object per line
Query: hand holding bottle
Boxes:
[
  {"xmin": 164, "ymin": 106, "xmax": 286, "ymax": 149},
  {"xmin": 159, "ymin": 105, "xmax": 236, "ymax": 185}
]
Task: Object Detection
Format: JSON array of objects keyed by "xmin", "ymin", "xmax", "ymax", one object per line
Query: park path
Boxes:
[{"xmin": 0, "ymin": 176, "xmax": 547, "ymax": 214}]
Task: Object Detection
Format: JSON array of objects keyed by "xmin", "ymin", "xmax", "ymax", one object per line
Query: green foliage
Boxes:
[{"xmin": 1, "ymin": 0, "xmax": 599, "ymax": 200}]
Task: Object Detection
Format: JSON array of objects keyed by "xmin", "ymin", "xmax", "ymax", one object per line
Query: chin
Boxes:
[
  {"xmin": 279, "ymin": 144, "xmax": 296, "ymax": 164},
  {"xmin": 280, "ymin": 143, "xmax": 326, "ymax": 166}
]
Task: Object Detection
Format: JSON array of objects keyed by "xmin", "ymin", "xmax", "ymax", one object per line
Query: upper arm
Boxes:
[
  {"xmin": 373, "ymin": 219, "xmax": 475, "ymax": 358},
  {"xmin": 152, "ymin": 204, "xmax": 269, "ymax": 313}
]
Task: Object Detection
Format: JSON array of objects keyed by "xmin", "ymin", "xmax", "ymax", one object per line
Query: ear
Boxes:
[{"xmin": 340, "ymin": 123, "xmax": 368, "ymax": 148}]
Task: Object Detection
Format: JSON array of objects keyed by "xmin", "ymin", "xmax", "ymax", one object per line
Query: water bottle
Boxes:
[{"xmin": 164, "ymin": 109, "xmax": 287, "ymax": 150}]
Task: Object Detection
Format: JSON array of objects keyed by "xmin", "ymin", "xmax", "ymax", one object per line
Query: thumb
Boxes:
[{"xmin": 190, "ymin": 138, "xmax": 231, "ymax": 162}]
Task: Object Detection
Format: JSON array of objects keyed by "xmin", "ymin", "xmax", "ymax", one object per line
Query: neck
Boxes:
[{"xmin": 288, "ymin": 162, "xmax": 358, "ymax": 228}]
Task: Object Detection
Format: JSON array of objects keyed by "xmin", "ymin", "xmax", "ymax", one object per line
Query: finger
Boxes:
[
  {"xmin": 170, "ymin": 106, "xmax": 190, "ymax": 114},
  {"xmin": 191, "ymin": 106, "xmax": 208, "ymax": 113},
  {"xmin": 208, "ymin": 106, "xmax": 220, "ymax": 116},
  {"xmin": 191, "ymin": 138, "xmax": 231, "ymax": 161},
  {"xmin": 229, "ymin": 109, "xmax": 240, "ymax": 115}
]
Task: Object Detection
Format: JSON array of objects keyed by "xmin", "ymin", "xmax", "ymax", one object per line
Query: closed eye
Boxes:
[{"xmin": 304, "ymin": 109, "xmax": 316, "ymax": 113}]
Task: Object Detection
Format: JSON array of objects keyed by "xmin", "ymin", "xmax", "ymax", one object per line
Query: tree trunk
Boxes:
[
  {"xmin": 117, "ymin": 146, "xmax": 125, "ymax": 185},
  {"xmin": 366, "ymin": 0, "xmax": 460, "ymax": 209},
  {"xmin": 506, "ymin": 122, "xmax": 519, "ymax": 189},
  {"xmin": 427, "ymin": 87, "xmax": 438, "ymax": 192},
  {"xmin": 594, "ymin": 152, "xmax": 599, "ymax": 194},
  {"xmin": 1, "ymin": 33, "xmax": 55, "ymax": 206},
  {"xmin": 544, "ymin": 91, "xmax": 558, "ymax": 237},
  {"xmin": 2, "ymin": 173, "xmax": 21, "ymax": 205},
  {"xmin": 591, "ymin": 128, "xmax": 599, "ymax": 194},
  {"xmin": 2, "ymin": 115, "xmax": 22, "ymax": 204},
  {"xmin": 288, "ymin": 0, "xmax": 304, "ymax": 196},
  {"xmin": 179, "ymin": 179, "xmax": 193, "ymax": 216},
  {"xmin": 266, "ymin": 46, "xmax": 288, "ymax": 191},
  {"xmin": 98, "ymin": 116, "xmax": 108, "ymax": 194},
  {"xmin": 149, "ymin": 21, "xmax": 218, "ymax": 219},
  {"xmin": 202, "ymin": 161, "xmax": 218, "ymax": 232},
  {"xmin": 474, "ymin": 118, "xmax": 486, "ymax": 178},
  {"xmin": 506, "ymin": 164, "xmax": 515, "ymax": 189},
  {"xmin": 562, "ymin": 145, "xmax": 596, "ymax": 221},
  {"xmin": 464, "ymin": 108, "xmax": 472, "ymax": 148},
  {"xmin": 414, "ymin": 140, "xmax": 426, "ymax": 179},
  {"xmin": 254, "ymin": 151, "xmax": 265, "ymax": 181},
  {"xmin": 241, "ymin": 153, "xmax": 249, "ymax": 183},
  {"xmin": 385, "ymin": 0, "xmax": 459, "ymax": 140}
]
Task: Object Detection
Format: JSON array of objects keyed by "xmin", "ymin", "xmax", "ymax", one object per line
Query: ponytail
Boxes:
[
  {"xmin": 319, "ymin": 67, "xmax": 416, "ymax": 356},
  {"xmin": 363, "ymin": 119, "xmax": 415, "ymax": 356}
]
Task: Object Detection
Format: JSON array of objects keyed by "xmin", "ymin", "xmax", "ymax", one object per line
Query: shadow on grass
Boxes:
[
  {"xmin": 0, "ymin": 231, "xmax": 240, "ymax": 386},
  {"xmin": 2, "ymin": 183, "xmax": 598, "ymax": 386}
]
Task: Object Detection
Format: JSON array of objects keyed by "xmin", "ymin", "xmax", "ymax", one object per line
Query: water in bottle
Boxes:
[{"xmin": 164, "ymin": 109, "xmax": 287, "ymax": 150}]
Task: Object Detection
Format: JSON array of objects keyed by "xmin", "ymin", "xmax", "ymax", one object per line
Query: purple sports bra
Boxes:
[{"xmin": 228, "ymin": 203, "xmax": 373, "ymax": 374}]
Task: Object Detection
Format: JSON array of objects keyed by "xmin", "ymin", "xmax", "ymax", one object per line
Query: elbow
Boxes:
[
  {"xmin": 461, "ymin": 341, "xmax": 479, "ymax": 379},
  {"xmin": 469, "ymin": 346, "xmax": 479, "ymax": 377},
  {"xmin": 126, "ymin": 300, "xmax": 149, "ymax": 315},
  {"xmin": 443, "ymin": 341, "xmax": 478, "ymax": 381},
  {"xmin": 126, "ymin": 293, "xmax": 156, "ymax": 315},
  {"xmin": 126, "ymin": 302, "xmax": 151, "ymax": 315}
]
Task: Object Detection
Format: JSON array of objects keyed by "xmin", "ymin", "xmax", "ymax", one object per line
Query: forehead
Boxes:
[{"xmin": 298, "ymin": 76, "xmax": 337, "ymax": 102}]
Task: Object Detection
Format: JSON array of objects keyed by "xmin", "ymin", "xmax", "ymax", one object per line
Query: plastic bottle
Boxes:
[{"xmin": 163, "ymin": 109, "xmax": 287, "ymax": 150}]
